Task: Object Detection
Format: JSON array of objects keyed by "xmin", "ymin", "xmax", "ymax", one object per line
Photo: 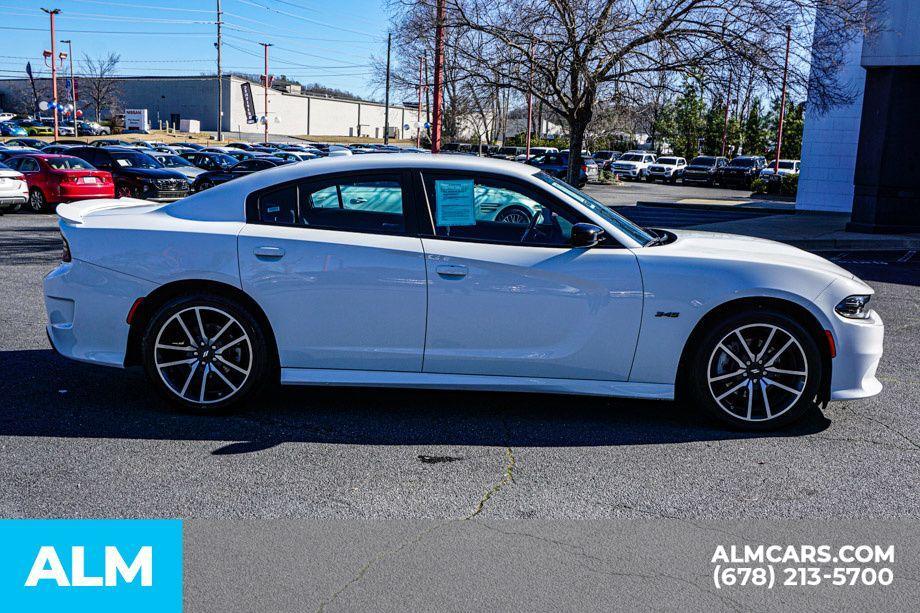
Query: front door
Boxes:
[
  {"xmin": 418, "ymin": 171, "xmax": 644, "ymax": 381},
  {"xmin": 238, "ymin": 171, "xmax": 427, "ymax": 372}
]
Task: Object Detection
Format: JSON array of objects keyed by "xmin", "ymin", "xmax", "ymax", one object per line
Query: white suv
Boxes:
[
  {"xmin": 610, "ymin": 152, "xmax": 657, "ymax": 180},
  {"xmin": 646, "ymin": 156, "xmax": 687, "ymax": 183}
]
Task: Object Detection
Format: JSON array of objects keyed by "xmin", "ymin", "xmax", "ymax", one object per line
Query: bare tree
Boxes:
[
  {"xmin": 82, "ymin": 53, "xmax": 122, "ymax": 122},
  {"xmin": 408, "ymin": 0, "xmax": 873, "ymax": 183}
]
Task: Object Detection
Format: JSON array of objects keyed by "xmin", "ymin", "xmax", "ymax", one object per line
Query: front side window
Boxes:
[
  {"xmin": 422, "ymin": 173, "xmax": 580, "ymax": 247},
  {"xmin": 536, "ymin": 172, "xmax": 652, "ymax": 246}
]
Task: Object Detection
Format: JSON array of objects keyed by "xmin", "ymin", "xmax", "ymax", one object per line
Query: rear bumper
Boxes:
[
  {"xmin": 55, "ymin": 185, "xmax": 116, "ymax": 203},
  {"xmin": 44, "ymin": 259, "xmax": 157, "ymax": 368}
]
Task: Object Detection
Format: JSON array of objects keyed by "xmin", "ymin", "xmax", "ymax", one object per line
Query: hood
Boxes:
[
  {"xmin": 655, "ymin": 228, "xmax": 855, "ymax": 280},
  {"xmin": 116, "ymin": 166, "xmax": 187, "ymax": 180}
]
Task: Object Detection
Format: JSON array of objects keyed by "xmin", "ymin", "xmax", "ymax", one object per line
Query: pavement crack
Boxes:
[
  {"xmin": 465, "ymin": 446, "xmax": 516, "ymax": 520},
  {"xmin": 315, "ymin": 522, "xmax": 448, "ymax": 613}
]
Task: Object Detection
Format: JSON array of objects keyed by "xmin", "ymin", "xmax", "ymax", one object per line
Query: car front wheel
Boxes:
[
  {"xmin": 142, "ymin": 294, "xmax": 270, "ymax": 412},
  {"xmin": 689, "ymin": 310, "xmax": 822, "ymax": 430}
]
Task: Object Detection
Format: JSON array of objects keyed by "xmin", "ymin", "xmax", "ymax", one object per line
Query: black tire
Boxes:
[
  {"xmin": 141, "ymin": 293, "xmax": 271, "ymax": 412},
  {"xmin": 687, "ymin": 310, "xmax": 822, "ymax": 430},
  {"xmin": 494, "ymin": 205, "xmax": 532, "ymax": 225},
  {"xmin": 197, "ymin": 180, "xmax": 214, "ymax": 191},
  {"xmin": 28, "ymin": 188, "xmax": 48, "ymax": 213}
]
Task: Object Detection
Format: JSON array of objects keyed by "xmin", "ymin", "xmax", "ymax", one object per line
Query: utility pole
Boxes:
[
  {"xmin": 41, "ymin": 8, "xmax": 62, "ymax": 140},
  {"xmin": 431, "ymin": 0, "xmax": 445, "ymax": 153},
  {"xmin": 61, "ymin": 39, "xmax": 77, "ymax": 136},
  {"xmin": 383, "ymin": 32, "xmax": 391, "ymax": 145},
  {"xmin": 416, "ymin": 55, "xmax": 423, "ymax": 147},
  {"xmin": 260, "ymin": 42, "xmax": 272, "ymax": 144},
  {"xmin": 721, "ymin": 72, "xmax": 733, "ymax": 157},
  {"xmin": 774, "ymin": 24, "xmax": 792, "ymax": 174},
  {"xmin": 525, "ymin": 39, "xmax": 534, "ymax": 159},
  {"xmin": 216, "ymin": 0, "xmax": 223, "ymax": 141}
]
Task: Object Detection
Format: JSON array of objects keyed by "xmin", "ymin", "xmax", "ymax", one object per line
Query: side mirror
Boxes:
[{"xmin": 571, "ymin": 223, "xmax": 604, "ymax": 248}]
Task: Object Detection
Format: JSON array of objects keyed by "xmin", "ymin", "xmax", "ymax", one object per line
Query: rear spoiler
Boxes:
[{"xmin": 56, "ymin": 198, "xmax": 150, "ymax": 224}]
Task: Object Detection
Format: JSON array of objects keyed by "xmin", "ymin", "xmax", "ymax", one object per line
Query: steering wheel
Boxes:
[{"xmin": 520, "ymin": 210, "xmax": 542, "ymax": 244}]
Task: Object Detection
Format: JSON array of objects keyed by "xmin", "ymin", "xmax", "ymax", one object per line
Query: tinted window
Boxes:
[
  {"xmin": 257, "ymin": 185, "xmax": 298, "ymax": 225},
  {"xmin": 618, "ymin": 154, "xmax": 643, "ymax": 162},
  {"xmin": 299, "ymin": 176, "xmax": 405, "ymax": 233},
  {"xmin": 46, "ymin": 156, "xmax": 95, "ymax": 170},
  {"xmin": 18, "ymin": 158, "xmax": 40, "ymax": 172},
  {"xmin": 422, "ymin": 173, "xmax": 580, "ymax": 247},
  {"xmin": 657, "ymin": 157, "xmax": 679, "ymax": 165},
  {"xmin": 731, "ymin": 158, "xmax": 757, "ymax": 167},
  {"xmin": 691, "ymin": 156, "xmax": 715, "ymax": 165},
  {"xmin": 111, "ymin": 151, "xmax": 161, "ymax": 168}
]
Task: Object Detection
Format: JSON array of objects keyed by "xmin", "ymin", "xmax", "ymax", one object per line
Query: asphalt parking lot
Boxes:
[{"xmin": 1, "ymin": 211, "xmax": 918, "ymax": 520}]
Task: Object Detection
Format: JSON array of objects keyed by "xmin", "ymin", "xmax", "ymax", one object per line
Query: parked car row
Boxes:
[{"xmin": 0, "ymin": 137, "xmax": 435, "ymax": 212}]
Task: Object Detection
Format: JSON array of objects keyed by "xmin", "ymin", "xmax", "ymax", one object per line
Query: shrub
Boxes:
[
  {"xmin": 751, "ymin": 178, "xmax": 768, "ymax": 194},
  {"xmin": 780, "ymin": 173, "xmax": 798, "ymax": 197}
]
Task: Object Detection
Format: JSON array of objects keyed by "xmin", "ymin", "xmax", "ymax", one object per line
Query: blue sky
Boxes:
[{"xmin": 0, "ymin": 0, "xmax": 389, "ymax": 99}]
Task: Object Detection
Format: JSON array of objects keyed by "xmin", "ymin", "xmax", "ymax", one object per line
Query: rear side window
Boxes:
[
  {"xmin": 257, "ymin": 185, "xmax": 298, "ymax": 226},
  {"xmin": 250, "ymin": 173, "xmax": 407, "ymax": 235},
  {"xmin": 301, "ymin": 177, "xmax": 405, "ymax": 233}
]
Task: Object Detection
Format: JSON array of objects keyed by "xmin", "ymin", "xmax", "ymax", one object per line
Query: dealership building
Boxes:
[
  {"xmin": 797, "ymin": 0, "xmax": 920, "ymax": 233},
  {"xmin": 0, "ymin": 74, "xmax": 417, "ymax": 140}
]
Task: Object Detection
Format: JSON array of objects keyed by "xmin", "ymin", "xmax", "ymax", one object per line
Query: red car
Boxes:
[{"xmin": 6, "ymin": 154, "xmax": 114, "ymax": 212}]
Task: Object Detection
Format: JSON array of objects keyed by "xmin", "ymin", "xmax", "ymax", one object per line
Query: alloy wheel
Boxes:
[
  {"xmin": 706, "ymin": 323, "xmax": 808, "ymax": 422},
  {"xmin": 153, "ymin": 306, "xmax": 252, "ymax": 406},
  {"xmin": 29, "ymin": 190, "xmax": 46, "ymax": 212}
]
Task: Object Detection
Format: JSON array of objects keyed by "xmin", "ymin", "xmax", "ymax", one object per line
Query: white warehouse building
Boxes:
[{"xmin": 0, "ymin": 75, "xmax": 417, "ymax": 140}]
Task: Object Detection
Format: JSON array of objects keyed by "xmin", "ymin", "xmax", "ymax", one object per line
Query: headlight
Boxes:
[{"xmin": 835, "ymin": 295, "xmax": 872, "ymax": 319}]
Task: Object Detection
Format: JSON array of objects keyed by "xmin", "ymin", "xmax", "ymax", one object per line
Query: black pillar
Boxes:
[{"xmin": 849, "ymin": 66, "xmax": 920, "ymax": 234}]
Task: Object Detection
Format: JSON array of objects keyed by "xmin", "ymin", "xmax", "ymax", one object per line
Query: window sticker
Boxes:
[
  {"xmin": 435, "ymin": 179, "xmax": 476, "ymax": 226},
  {"xmin": 115, "ymin": 159, "xmax": 130, "ymax": 167}
]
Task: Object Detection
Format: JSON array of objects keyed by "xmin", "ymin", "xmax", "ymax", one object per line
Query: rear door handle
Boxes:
[
  {"xmin": 436, "ymin": 264, "xmax": 468, "ymax": 278},
  {"xmin": 254, "ymin": 246, "xmax": 285, "ymax": 259}
]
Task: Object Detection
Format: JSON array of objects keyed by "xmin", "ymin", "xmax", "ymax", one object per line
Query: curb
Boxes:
[
  {"xmin": 787, "ymin": 238, "xmax": 920, "ymax": 252},
  {"xmin": 635, "ymin": 200, "xmax": 794, "ymax": 214}
]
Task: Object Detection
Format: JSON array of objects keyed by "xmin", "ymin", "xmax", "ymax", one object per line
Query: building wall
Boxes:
[
  {"xmin": 795, "ymin": 21, "xmax": 866, "ymax": 213},
  {"xmin": 0, "ymin": 75, "xmax": 413, "ymax": 139}
]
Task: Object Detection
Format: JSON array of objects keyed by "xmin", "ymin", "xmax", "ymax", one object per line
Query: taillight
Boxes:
[
  {"xmin": 581, "ymin": 165, "xmax": 587, "ymax": 172},
  {"xmin": 61, "ymin": 233, "xmax": 72, "ymax": 262}
]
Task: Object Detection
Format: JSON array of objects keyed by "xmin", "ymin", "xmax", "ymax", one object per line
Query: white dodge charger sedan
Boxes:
[{"xmin": 44, "ymin": 155, "xmax": 883, "ymax": 430}]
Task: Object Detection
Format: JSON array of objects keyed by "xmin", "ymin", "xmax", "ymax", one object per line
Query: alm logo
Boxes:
[{"xmin": 25, "ymin": 545, "xmax": 153, "ymax": 587}]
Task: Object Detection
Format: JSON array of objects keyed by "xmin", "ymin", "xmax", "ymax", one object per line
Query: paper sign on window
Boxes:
[{"xmin": 435, "ymin": 179, "xmax": 475, "ymax": 226}]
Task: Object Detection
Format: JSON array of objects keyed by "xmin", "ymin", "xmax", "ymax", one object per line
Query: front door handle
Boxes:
[
  {"xmin": 254, "ymin": 246, "xmax": 285, "ymax": 259},
  {"xmin": 436, "ymin": 264, "xmax": 468, "ymax": 278}
]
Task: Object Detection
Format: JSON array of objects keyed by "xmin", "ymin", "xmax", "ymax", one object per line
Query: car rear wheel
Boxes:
[
  {"xmin": 28, "ymin": 188, "xmax": 48, "ymax": 213},
  {"xmin": 689, "ymin": 310, "xmax": 822, "ymax": 430},
  {"xmin": 142, "ymin": 294, "xmax": 270, "ymax": 412}
]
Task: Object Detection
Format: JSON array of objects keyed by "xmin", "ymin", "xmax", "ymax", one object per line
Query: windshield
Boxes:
[
  {"xmin": 618, "ymin": 154, "xmax": 643, "ymax": 162},
  {"xmin": 776, "ymin": 161, "xmax": 796, "ymax": 170},
  {"xmin": 110, "ymin": 152, "xmax": 162, "ymax": 168},
  {"xmin": 536, "ymin": 172, "xmax": 653, "ymax": 246},
  {"xmin": 154, "ymin": 155, "xmax": 190, "ymax": 168},
  {"xmin": 47, "ymin": 157, "xmax": 94, "ymax": 170},
  {"xmin": 499, "ymin": 147, "xmax": 519, "ymax": 155},
  {"xmin": 657, "ymin": 157, "xmax": 679, "ymax": 165},
  {"xmin": 690, "ymin": 156, "xmax": 715, "ymax": 165},
  {"xmin": 730, "ymin": 158, "xmax": 757, "ymax": 167}
]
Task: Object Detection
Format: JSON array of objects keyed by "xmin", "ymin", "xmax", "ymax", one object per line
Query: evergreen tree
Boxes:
[{"xmin": 742, "ymin": 98, "xmax": 769, "ymax": 157}]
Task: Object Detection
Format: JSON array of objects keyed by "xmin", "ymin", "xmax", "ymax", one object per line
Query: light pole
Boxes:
[
  {"xmin": 216, "ymin": 0, "xmax": 223, "ymax": 141},
  {"xmin": 721, "ymin": 72, "xmax": 733, "ymax": 157},
  {"xmin": 260, "ymin": 42, "xmax": 272, "ymax": 144},
  {"xmin": 431, "ymin": 0, "xmax": 445, "ymax": 153},
  {"xmin": 60, "ymin": 39, "xmax": 77, "ymax": 136},
  {"xmin": 383, "ymin": 32, "xmax": 391, "ymax": 145},
  {"xmin": 41, "ymin": 7, "xmax": 62, "ymax": 140},
  {"xmin": 773, "ymin": 24, "xmax": 792, "ymax": 174},
  {"xmin": 525, "ymin": 39, "xmax": 534, "ymax": 159}
]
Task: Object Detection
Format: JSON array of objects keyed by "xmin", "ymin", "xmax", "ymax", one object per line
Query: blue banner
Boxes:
[{"xmin": 0, "ymin": 520, "xmax": 182, "ymax": 612}]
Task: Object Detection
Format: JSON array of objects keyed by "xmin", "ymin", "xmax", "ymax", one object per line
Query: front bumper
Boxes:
[{"xmin": 828, "ymin": 308, "xmax": 884, "ymax": 400}]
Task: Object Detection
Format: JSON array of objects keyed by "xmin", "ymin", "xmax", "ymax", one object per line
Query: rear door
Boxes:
[{"xmin": 238, "ymin": 170, "xmax": 428, "ymax": 372}]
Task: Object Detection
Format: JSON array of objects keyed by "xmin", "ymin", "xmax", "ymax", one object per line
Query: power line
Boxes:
[
  {"xmin": 64, "ymin": 0, "xmax": 212, "ymax": 13},
  {"xmin": 229, "ymin": 0, "xmax": 376, "ymax": 38},
  {"xmin": 0, "ymin": 7, "xmax": 214, "ymax": 24},
  {"xmin": 0, "ymin": 25, "xmax": 214, "ymax": 36}
]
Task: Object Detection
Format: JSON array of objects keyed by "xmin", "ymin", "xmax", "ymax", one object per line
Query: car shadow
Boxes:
[{"xmin": 0, "ymin": 349, "xmax": 831, "ymax": 454}]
